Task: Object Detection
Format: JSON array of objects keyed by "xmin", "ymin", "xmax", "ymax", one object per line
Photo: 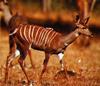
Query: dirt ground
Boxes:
[{"xmin": 0, "ymin": 29, "xmax": 100, "ymax": 86}]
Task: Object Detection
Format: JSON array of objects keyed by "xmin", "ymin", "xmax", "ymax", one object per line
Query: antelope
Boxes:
[
  {"xmin": 0, "ymin": 0, "xmax": 35, "ymax": 82},
  {"xmin": 5, "ymin": 14, "xmax": 92, "ymax": 83}
]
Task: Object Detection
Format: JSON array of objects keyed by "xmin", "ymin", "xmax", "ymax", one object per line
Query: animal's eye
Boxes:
[{"xmin": 75, "ymin": 26, "xmax": 78, "ymax": 28}]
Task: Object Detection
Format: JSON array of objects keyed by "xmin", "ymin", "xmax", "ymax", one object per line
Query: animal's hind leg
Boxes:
[
  {"xmin": 40, "ymin": 52, "xmax": 50, "ymax": 79},
  {"xmin": 5, "ymin": 53, "xmax": 15, "ymax": 83},
  {"xmin": 18, "ymin": 51, "xmax": 30, "ymax": 83},
  {"xmin": 5, "ymin": 42, "xmax": 16, "ymax": 83},
  {"xmin": 5, "ymin": 55, "xmax": 9, "ymax": 83},
  {"xmin": 5, "ymin": 36, "xmax": 16, "ymax": 83}
]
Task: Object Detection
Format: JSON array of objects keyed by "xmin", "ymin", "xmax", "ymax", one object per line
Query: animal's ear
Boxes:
[
  {"xmin": 74, "ymin": 14, "xmax": 80, "ymax": 24},
  {"xmin": 75, "ymin": 15, "xmax": 80, "ymax": 21},
  {"xmin": 84, "ymin": 17, "xmax": 90, "ymax": 25}
]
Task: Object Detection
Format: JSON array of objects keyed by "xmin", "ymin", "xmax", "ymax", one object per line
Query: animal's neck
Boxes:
[
  {"xmin": 61, "ymin": 29, "xmax": 80, "ymax": 45},
  {"xmin": 3, "ymin": 5, "xmax": 12, "ymax": 25}
]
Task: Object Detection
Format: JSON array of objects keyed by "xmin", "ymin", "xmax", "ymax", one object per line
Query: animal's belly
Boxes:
[{"xmin": 32, "ymin": 44, "xmax": 63, "ymax": 54}]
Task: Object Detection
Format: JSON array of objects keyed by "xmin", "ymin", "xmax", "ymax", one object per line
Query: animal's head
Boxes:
[
  {"xmin": 74, "ymin": 15, "xmax": 93, "ymax": 37},
  {"xmin": 0, "ymin": 0, "xmax": 8, "ymax": 10},
  {"xmin": 0, "ymin": 0, "xmax": 12, "ymax": 25},
  {"xmin": 0, "ymin": 0, "xmax": 8, "ymax": 4},
  {"xmin": 0, "ymin": 0, "xmax": 11, "ymax": 17}
]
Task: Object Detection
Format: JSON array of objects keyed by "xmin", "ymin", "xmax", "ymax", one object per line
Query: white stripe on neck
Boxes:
[{"xmin": 9, "ymin": 28, "xmax": 18, "ymax": 36}]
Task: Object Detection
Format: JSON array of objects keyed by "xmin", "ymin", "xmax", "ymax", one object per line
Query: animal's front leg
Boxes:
[
  {"xmin": 58, "ymin": 53, "xmax": 64, "ymax": 70},
  {"xmin": 28, "ymin": 49, "xmax": 35, "ymax": 69},
  {"xmin": 54, "ymin": 53, "xmax": 68, "ymax": 78}
]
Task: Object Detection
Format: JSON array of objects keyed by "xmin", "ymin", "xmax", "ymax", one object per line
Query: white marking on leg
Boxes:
[
  {"xmin": 61, "ymin": 63, "xmax": 64, "ymax": 70},
  {"xmin": 15, "ymin": 49, "xmax": 20, "ymax": 57},
  {"xmin": 8, "ymin": 50, "xmax": 20, "ymax": 68},
  {"xmin": 58, "ymin": 53, "xmax": 64, "ymax": 60},
  {"xmin": 58, "ymin": 53, "xmax": 64, "ymax": 70}
]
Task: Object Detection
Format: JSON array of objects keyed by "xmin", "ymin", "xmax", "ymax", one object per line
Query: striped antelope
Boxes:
[{"xmin": 6, "ymin": 15, "xmax": 92, "ymax": 83}]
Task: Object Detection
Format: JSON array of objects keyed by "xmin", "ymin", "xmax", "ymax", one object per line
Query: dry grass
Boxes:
[{"xmin": 0, "ymin": 29, "xmax": 100, "ymax": 86}]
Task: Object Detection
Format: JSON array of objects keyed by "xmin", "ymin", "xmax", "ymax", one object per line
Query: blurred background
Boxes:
[
  {"xmin": 0, "ymin": 0, "xmax": 100, "ymax": 28},
  {"xmin": 0, "ymin": 0, "xmax": 100, "ymax": 85}
]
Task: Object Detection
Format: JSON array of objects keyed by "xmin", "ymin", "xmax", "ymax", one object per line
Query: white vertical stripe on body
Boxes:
[
  {"xmin": 19, "ymin": 26, "xmax": 25, "ymax": 40},
  {"xmin": 31, "ymin": 26, "xmax": 35, "ymax": 42},
  {"xmin": 44, "ymin": 29, "xmax": 53, "ymax": 46},
  {"xmin": 34, "ymin": 27, "xmax": 41, "ymax": 44},
  {"xmin": 48, "ymin": 31, "xmax": 55, "ymax": 47},
  {"xmin": 28, "ymin": 25, "xmax": 32, "ymax": 42},
  {"xmin": 36, "ymin": 27, "xmax": 43, "ymax": 45},
  {"xmin": 39, "ymin": 29, "xmax": 46, "ymax": 46},
  {"xmin": 46, "ymin": 30, "xmax": 53, "ymax": 45},
  {"xmin": 48, "ymin": 32, "xmax": 57, "ymax": 47},
  {"xmin": 42, "ymin": 29, "xmax": 49, "ymax": 47},
  {"xmin": 24, "ymin": 25, "xmax": 29, "ymax": 42},
  {"xmin": 35, "ymin": 27, "xmax": 41, "ymax": 45}
]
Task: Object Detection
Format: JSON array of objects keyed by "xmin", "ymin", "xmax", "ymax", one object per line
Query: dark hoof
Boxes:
[
  {"xmin": 21, "ymin": 80, "xmax": 35, "ymax": 85},
  {"xmin": 21, "ymin": 80, "xmax": 27, "ymax": 85},
  {"xmin": 67, "ymin": 70, "xmax": 76, "ymax": 76}
]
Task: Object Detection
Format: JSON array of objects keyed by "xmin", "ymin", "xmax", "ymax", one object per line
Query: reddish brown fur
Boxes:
[{"xmin": 7, "ymin": 16, "xmax": 92, "ymax": 83}]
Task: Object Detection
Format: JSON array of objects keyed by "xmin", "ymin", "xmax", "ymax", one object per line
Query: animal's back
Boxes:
[{"xmin": 16, "ymin": 24, "xmax": 62, "ymax": 51}]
